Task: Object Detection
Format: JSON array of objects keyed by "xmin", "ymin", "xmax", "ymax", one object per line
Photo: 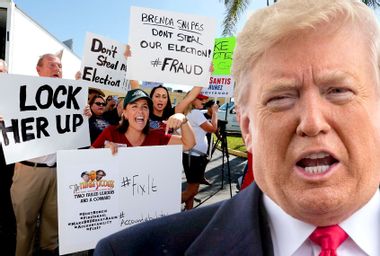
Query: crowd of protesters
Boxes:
[{"xmin": 0, "ymin": 49, "xmax": 222, "ymax": 255}]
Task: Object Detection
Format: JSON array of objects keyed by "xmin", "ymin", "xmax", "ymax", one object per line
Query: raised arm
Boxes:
[
  {"xmin": 200, "ymin": 104, "xmax": 218, "ymax": 133},
  {"xmin": 124, "ymin": 44, "xmax": 140, "ymax": 90},
  {"xmin": 175, "ymin": 64, "xmax": 213, "ymax": 114},
  {"xmin": 165, "ymin": 113, "xmax": 195, "ymax": 151}
]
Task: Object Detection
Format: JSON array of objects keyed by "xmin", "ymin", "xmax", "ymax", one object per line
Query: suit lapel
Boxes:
[{"xmin": 186, "ymin": 183, "xmax": 274, "ymax": 255}]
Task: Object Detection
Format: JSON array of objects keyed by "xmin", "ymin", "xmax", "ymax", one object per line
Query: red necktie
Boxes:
[{"xmin": 309, "ymin": 225, "xmax": 348, "ymax": 256}]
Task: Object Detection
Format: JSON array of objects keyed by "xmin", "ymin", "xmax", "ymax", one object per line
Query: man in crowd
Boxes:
[
  {"xmin": 0, "ymin": 59, "xmax": 16, "ymax": 255},
  {"xmin": 11, "ymin": 54, "xmax": 62, "ymax": 256},
  {"xmin": 94, "ymin": 0, "xmax": 380, "ymax": 255}
]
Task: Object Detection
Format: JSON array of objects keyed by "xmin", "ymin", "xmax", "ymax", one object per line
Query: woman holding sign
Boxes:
[
  {"xmin": 182, "ymin": 93, "xmax": 218, "ymax": 210},
  {"xmin": 91, "ymin": 89, "xmax": 195, "ymax": 152}
]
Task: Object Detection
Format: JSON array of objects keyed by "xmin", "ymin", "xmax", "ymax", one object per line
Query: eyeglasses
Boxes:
[{"xmin": 94, "ymin": 102, "xmax": 106, "ymax": 106}]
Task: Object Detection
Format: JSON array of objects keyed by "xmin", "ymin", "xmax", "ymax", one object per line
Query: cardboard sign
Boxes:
[
  {"xmin": 212, "ymin": 37, "xmax": 236, "ymax": 75},
  {"xmin": 201, "ymin": 75, "xmax": 234, "ymax": 97},
  {"xmin": 81, "ymin": 32, "xmax": 129, "ymax": 93},
  {"xmin": 57, "ymin": 145, "xmax": 182, "ymax": 254},
  {"xmin": 0, "ymin": 74, "xmax": 90, "ymax": 164},
  {"xmin": 127, "ymin": 6, "xmax": 216, "ymax": 87}
]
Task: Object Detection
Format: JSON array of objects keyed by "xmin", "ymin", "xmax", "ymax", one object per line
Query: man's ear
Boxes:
[{"xmin": 238, "ymin": 108, "xmax": 253, "ymax": 153}]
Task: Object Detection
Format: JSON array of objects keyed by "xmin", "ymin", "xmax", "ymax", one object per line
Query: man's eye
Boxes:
[
  {"xmin": 265, "ymin": 95, "xmax": 296, "ymax": 111},
  {"xmin": 326, "ymin": 87, "xmax": 354, "ymax": 103}
]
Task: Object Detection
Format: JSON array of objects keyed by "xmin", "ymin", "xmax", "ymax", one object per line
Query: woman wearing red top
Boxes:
[{"xmin": 92, "ymin": 89, "xmax": 195, "ymax": 153}]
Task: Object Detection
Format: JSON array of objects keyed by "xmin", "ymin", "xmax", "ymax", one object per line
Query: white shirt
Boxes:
[
  {"xmin": 186, "ymin": 109, "xmax": 208, "ymax": 156},
  {"xmin": 28, "ymin": 153, "xmax": 56, "ymax": 166},
  {"xmin": 263, "ymin": 190, "xmax": 380, "ymax": 256}
]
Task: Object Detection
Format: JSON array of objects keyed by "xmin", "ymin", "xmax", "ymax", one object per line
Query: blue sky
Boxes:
[{"xmin": 13, "ymin": 0, "xmax": 267, "ymax": 57}]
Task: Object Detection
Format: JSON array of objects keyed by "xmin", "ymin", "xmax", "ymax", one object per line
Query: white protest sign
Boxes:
[
  {"xmin": 57, "ymin": 145, "xmax": 182, "ymax": 255},
  {"xmin": 81, "ymin": 32, "xmax": 129, "ymax": 93},
  {"xmin": 127, "ymin": 6, "xmax": 216, "ymax": 87},
  {"xmin": 0, "ymin": 74, "xmax": 90, "ymax": 164},
  {"xmin": 201, "ymin": 75, "xmax": 234, "ymax": 97}
]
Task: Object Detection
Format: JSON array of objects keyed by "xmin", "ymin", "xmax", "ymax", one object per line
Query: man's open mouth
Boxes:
[{"xmin": 296, "ymin": 152, "xmax": 339, "ymax": 174}]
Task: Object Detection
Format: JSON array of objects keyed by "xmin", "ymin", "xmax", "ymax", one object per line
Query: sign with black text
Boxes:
[
  {"xmin": 81, "ymin": 32, "xmax": 129, "ymax": 93},
  {"xmin": 127, "ymin": 6, "xmax": 216, "ymax": 87},
  {"xmin": 0, "ymin": 74, "xmax": 90, "ymax": 164},
  {"xmin": 57, "ymin": 145, "xmax": 182, "ymax": 254},
  {"xmin": 201, "ymin": 75, "xmax": 234, "ymax": 97}
]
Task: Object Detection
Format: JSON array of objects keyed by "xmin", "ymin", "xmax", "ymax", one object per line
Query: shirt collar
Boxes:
[
  {"xmin": 263, "ymin": 194, "xmax": 314, "ymax": 256},
  {"xmin": 340, "ymin": 190, "xmax": 380, "ymax": 256},
  {"xmin": 263, "ymin": 190, "xmax": 380, "ymax": 256}
]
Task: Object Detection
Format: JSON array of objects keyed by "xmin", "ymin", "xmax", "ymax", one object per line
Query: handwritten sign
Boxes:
[
  {"xmin": 81, "ymin": 32, "xmax": 129, "ymax": 93},
  {"xmin": 201, "ymin": 75, "xmax": 234, "ymax": 97},
  {"xmin": 213, "ymin": 37, "xmax": 236, "ymax": 75},
  {"xmin": 57, "ymin": 145, "xmax": 182, "ymax": 254},
  {"xmin": 0, "ymin": 74, "xmax": 90, "ymax": 164},
  {"xmin": 127, "ymin": 6, "xmax": 216, "ymax": 87}
]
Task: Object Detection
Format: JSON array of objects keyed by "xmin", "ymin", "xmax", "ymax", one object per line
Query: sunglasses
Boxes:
[{"xmin": 94, "ymin": 102, "xmax": 106, "ymax": 107}]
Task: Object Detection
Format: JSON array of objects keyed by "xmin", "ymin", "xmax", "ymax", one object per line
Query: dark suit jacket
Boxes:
[{"xmin": 94, "ymin": 183, "xmax": 274, "ymax": 255}]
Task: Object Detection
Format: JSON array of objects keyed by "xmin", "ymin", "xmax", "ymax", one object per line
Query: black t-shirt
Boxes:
[{"xmin": 149, "ymin": 106, "xmax": 175, "ymax": 130}]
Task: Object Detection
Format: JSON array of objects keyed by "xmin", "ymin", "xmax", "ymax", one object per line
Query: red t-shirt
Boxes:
[{"xmin": 92, "ymin": 125, "xmax": 172, "ymax": 148}]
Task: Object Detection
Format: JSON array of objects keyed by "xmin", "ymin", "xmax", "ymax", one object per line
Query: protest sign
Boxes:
[
  {"xmin": 127, "ymin": 6, "xmax": 216, "ymax": 87},
  {"xmin": 201, "ymin": 75, "xmax": 234, "ymax": 97},
  {"xmin": 81, "ymin": 32, "xmax": 129, "ymax": 93},
  {"xmin": 0, "ymin": 74, "xmax": 90, "ymax": 164},
  {"xmin": 212, "ymin": 37, "xmax": 236, "ymax": 75},
  {"xmin": 57, "ymin": 145, "xmax": 182, "ymax": 254}
]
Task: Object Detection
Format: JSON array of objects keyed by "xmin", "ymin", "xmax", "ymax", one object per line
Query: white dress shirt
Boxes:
[{"xmin": 263, "ymin": 190, "xmax": 380, "ymax": 256}]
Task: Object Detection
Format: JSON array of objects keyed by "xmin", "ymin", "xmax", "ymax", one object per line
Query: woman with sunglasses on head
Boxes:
[
  {"xmin": 182, "ymin": 93, "xmax": 218, "ymax": 210},
  {"xmin": 91, "ymin": 89, "xmax": 195, "ymax": 153},
  {"xmin": 89, "ymin": 95, "xmax": 110, "ymax": 143}
]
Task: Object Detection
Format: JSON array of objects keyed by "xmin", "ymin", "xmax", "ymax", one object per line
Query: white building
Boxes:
[{"xmin": 0, "ymin": 0, "xmax": 80, "ymax": 78}]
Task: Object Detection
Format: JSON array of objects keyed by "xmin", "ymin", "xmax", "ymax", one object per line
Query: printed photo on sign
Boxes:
[
  {"xmin": 81, "ymin": 32, "xmax": 129, "ymax": 93},
  {"xmin": 212, "ymin": 37, "xmax": 236, "ymax": 75},
  {"xmin": 127, "ymin": 6, "xmax": 216, "ymax": 87},
  {"xmin": 0, "ymin": 74, "xmax": 90, "ymax": 164},
  {"xmin": 201, "ymin": 75, "xmax": 234, "ymax": 98},
  {"xmin": 57, "ymin": 145, "xmax": 182, "ymax": 255}
]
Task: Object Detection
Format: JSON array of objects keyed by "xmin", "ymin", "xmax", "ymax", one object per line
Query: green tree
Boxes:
[{"xmin": 221, "ymin": 0, "xmax": 379, "ymax": 36}]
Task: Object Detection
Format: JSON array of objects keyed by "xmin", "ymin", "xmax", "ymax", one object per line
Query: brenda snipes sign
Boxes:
[
  {"xmin": 81, "ymin": 32, "xmax": 129, "ymax": 93},
  {"xmin": 127, "ymin": 6, "xmax": 216, "ymax": 87},
  {"xmin": 0, "ymin": 74, "xmax": 90, "ymax": 164},
  {"xmin": 57, "ymin": 145, "xmax": 182, "ymax": 255}
]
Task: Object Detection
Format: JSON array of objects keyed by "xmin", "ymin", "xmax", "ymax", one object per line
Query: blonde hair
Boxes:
[{"xmin": 232, "ymin": 0, "xmax": 380, "ymax": 106}]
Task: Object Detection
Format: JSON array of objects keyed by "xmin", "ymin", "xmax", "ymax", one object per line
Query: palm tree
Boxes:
[{"xmin": 221, "ymin": 0, "xmax": 379, "ymax": 36}]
